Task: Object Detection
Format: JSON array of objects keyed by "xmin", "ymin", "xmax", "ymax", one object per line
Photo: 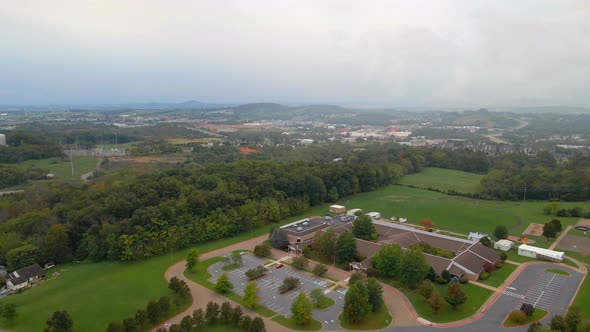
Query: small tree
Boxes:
[
  {"xmin": 291, "ymin": 291, "xmax": 313, "ymax": 326},
  {"xmin": 231, "ymin": 251, "xmax": 243, "ymax": 265},
  {"xmin": 420, "ymin": 218, "xmax": 433, "ymax": 231},
  {"xmin": 279, "ymin": 277, "xmax": 300, "ymax": 293},
  {"xmin": 445, "ymin": 283, "xmax": 467, "ymax": 310},
  {"xmin": 372, "ymin": 243, "xmax": 402, "ymax": 278},
  {"xmin": 348, "ymin": 272, "xmax": 366, "ymax": 285},
  {"xmin": 565, "ymin": 307, "xmax": 581, "ymax": 332},
  {"xmin": 335, "ymin": 231, "xmax": 357, "ymax": 264},
  {"xmin": 441, "ymin": 269, "xmax": 452, "ymax": 283},
  {"xmin": 479, "ymin": 237, "xmax": 492, "ymax": 248},
  {"xmin": 527, "ymin": 322, "xmax": 543, "ymax": 332},
  {"xmin": 2, "ymin": 303, "xmax": 17, "ymax": 323},
  {"xmin": 250, "ymin": 316, "xmax": 267, "ymax": 332},
  {"xmin": 270, "ymin": 228, "xmax": 290, "ymax": 250},
  {"xmin": 428, "ymin": 290, "xmax": 444, "ymax": 315},
  {"xmin": 180, "ymin": 315, "xmax": 193, "ymax": 332},
  {"xmin": 343, "ymin": 281, "xmax": 371, "ymax": 323},
  {"xmin": 493, "ymin": 225, "xmax": 508, "ymax": 240},
  {"xmin": 147, "ymin": 300, "xmax": 162, "ymax": 324},
  {"xmin": 550, "ymin": 315, "xmax": 567, "ymax": 332},
  {"xmin": 44, "ymin": 310, "xmax": 73, "ymax": 332},
  {"xmin": 367, "ymin": 277, "xmax": 383, "ymax": 312},
  {"xmin": 240, "ymin": 316, "xmax": 252, "ymax": 331},
  {"xmin": 192, "ymin": 308, "xmax": 204, "ymax": 328},
  {"xmin": 219, "ymin": 302, "xmax": 233, "ymax": 323},
  {"xmin": 500, "ymin": 252, "xmax": 508, "ymax": 262},
  {"xmin": 158, "ymin": 296, "xmax": 170, "ymax": 315},
  {"xmin": 253, "ymin": 242, "xmax": 271, "ymax": 258},
  {"xmin": 312, "ymin": 263, "xmax": 328, "ymax": 277},
  {"xmin": 205, "ymin": 301, "xmax": 220, "ymax": 323},
  {"xmin": 215, "ymin": 273, "xmax": 233, "ymax": 293},
  {"xmin": 106, "ymin": 322, "xmax": 123, "ymax": 332},
  {"xmin": 243, "ymin": 281, "xmax": 259, "ymax": 308},
  {"xmin": 292, "ymin": 256, "xmax": 309, "ymax": 270},
  {"xmin": 419, "ymin": 281, "xmax": 434, "ymax": 300},
  {"xmin": 397, "ymin": 249, "xmax": 429, "ymax": 289},
  {"xmin": 186, "ymin": 248, "xmax": 199, "ymax": 273},
  {"xmin": 352, "ymin": 214, "xmax": 377, "ymax": 241},
  {"xmin": 230, "ymin": 306, "xmax": 243, "ymax": 326},
  {"xmin": 520, "ymin": 303, "xmax": 534, "ymax": 317}
]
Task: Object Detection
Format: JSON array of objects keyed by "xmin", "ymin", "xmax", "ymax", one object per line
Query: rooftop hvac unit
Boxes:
[{"xmin": 296, "ymin": 227, "xmax": 303, "ymax": 231}]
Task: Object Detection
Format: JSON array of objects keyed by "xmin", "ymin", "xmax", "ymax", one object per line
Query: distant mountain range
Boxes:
[
  {"xmin": 0, "ymin": 100, "xmax": 235, "ymax": 111},
  {"xmin": 1, "ymin": 101, "xmax": 590, "ymax": 114}
]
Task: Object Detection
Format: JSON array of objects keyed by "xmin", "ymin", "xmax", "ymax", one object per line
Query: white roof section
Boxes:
[
  {"xmin": 330, "ymin": 205, "xmax": 345, "ymax": 209},
  {"xmin": 519, "ymin": 244, "xmax": 564, "ymax": 258}
]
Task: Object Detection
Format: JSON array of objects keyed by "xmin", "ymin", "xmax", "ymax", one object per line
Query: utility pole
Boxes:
[{"xmin": 523, "ymin": 183, "xmax": 527, "ymax": 201}]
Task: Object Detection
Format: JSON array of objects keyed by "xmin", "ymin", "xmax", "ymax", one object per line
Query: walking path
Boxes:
[{"xmin": 548, "ymin": 225, "xmax": 573, "ymax": 250}]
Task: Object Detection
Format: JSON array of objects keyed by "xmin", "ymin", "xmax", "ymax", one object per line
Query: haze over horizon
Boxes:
[{"xmin": 1, "ymin": 1, "xmax": 589, "ymax": 108}]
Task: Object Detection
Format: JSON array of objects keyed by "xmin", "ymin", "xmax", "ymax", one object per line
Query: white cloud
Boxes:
[{"xmin": 0, "ymin": 0, "xmax": 589, "ymax": 106}]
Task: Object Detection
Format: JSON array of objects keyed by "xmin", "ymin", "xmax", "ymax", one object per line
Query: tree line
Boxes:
[{"xmin": 0, "ymin": 143, "xmax": 422, "ymax": 269}]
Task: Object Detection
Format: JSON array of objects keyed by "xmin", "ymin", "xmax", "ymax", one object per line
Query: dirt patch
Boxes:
[
  {"xmin": 556, "ymin": 234, "xmax": 590, "ymax": 255},
  {"xmin": 239, "ymin": 147, "xmax": 261, "ymax": 155},
  {"xmin": 117, "ymin": 156, "xmax": 187, "ymax": 163},
  {"xmin": 523, "ymin": 223, "xmax": 545, "ymax": 237}
]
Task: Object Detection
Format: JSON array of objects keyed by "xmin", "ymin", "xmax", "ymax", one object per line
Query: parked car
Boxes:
[
  {"xmin": 0, "ymin": 288, "xmax": 10, "ymax": 295},
  {"xmin": 275, "ymin": 264, "xmax": 284, "ymax": 269}
]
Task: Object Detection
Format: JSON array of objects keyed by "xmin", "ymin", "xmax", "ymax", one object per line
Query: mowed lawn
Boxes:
[
  {"xmin": 397, "ymin": 167, "xmax": 484, "ymax": 194},
  {"xmin": 336, "ymin": 185, "xmax": 590, "ymax": 235},
  {"xmin": 0, "ymin": 205, "xmax": 329, "ymax": 332},
  {"xmin": 13, "ymin": 156, "xmax": 98, "ymax": 181}
]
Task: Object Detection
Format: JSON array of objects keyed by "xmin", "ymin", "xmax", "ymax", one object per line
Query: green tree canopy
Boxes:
[
  {"xmin": 335, "ymin": 231, "xmax": 357, "ymax": 264},
  {"xmin": 291, "ymin": 291, "xmax": 313, "ymax": 326}
]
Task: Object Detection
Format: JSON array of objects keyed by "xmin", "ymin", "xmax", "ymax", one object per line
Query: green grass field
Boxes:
[
  {"xmin": 15, "ymin": 156, "xmax": 98, "ymax": 181},
  {"xmin": 335, "ymin": 185, "xmax": 589, "ymax": 235},
  {"xmin": 481, "ymin": 263, "xmax": 518, "ymax": 288},
  {"xmin": 397, "ymin": 167, "xmax": 484, "ymax": 194},
  {"xmin": 389, "ymin": 281, "xmax": 493, "ymax": 323},
  {"xmin": 338, "ymin": 303, "xmax": 392, "ymax": 330},
  {"xmin": 271, "ymin": 315, "xmax": 322, "ymax": 331},
  {"xmin": 573, "ymin": 275, "xmax": 590, "ymax": 319}
]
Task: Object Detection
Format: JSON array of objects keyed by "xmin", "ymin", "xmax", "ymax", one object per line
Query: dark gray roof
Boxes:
[
  {"xmin": 7, "ymin": 263, "xmax": 44, "ymax": 285},
  {"xmin": 423, "ymin": 253, "xmax": 452, "ymax": 276}
]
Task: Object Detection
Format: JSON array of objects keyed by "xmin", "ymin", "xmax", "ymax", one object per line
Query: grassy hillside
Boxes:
[
  {"xmin": 397, "ymin": 167, "xmax": 484, "ymax": 194},
  {"xmin": 13, "ymin": 157, "xmax": 98, "ymax": 181},
  {"xmin": 337, "ymin": 185, "xmax": 589, "ymax": 235}
]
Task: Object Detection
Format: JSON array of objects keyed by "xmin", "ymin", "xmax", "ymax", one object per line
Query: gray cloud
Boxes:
[{"xmin": 1, "ymin": 0, "xmax": 589, "ymax": 107}]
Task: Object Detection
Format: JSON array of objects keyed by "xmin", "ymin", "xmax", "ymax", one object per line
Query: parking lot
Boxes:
[
  {"xmin": 209, "ymin": 253, "xmax": 343, "ymax": 319},
  {"xmin": 515, "ymin": 271, "xmax": 568, "ymax": 310}
]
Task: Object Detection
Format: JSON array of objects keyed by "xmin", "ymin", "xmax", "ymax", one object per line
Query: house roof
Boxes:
[
  {"xmin": 355, "ymin": 238, "xmax": 382, "ymax": 259},
  {"xmin": 7, "ymin": 263, "xmax": 44, "ymax": 285},
  {"xmin": 453, "ymin": 251, "xmax": 487, "ymax": 275},
  {"xmin": 423, "ymin": 253, "xmax": 452, "ymax": 276},
  {"xmin": 448, "ymin": 264, "xmax": 465, "ymax": 277},
  {"xmin": 468, "ymin": 242, "xmax": 500, "ymax": 263}
]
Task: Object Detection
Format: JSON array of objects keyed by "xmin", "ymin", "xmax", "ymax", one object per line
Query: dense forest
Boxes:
[{"xmin": 0, "ymin": 143, "xmax": 421, "ymax": 270}]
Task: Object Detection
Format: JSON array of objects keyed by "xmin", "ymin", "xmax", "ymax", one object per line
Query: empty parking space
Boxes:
[{"xmin": 515, "ymin": 271, "xmax": 568, "ymax": 311}]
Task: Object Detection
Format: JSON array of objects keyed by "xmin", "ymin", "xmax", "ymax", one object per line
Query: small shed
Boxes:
[
  {"xmin": 494, "ymin": 239, "xmax": 513, "ymax": 251},
  {"xmin": 366, "ymin": 212, "xmax": 381, "ymax": 220},
  {"xmin": 329, "ymin": 205, "xmax": 346, "ymax": 214},
  {"xmin": 518, "ymin": 244, "xmax": 564, "ymax": 262}
]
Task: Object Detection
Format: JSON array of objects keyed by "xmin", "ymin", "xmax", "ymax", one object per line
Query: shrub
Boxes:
[
  {"xmin": 366, "ymin": 267, "xmax": 379, "ymax": 278},
  {"xmin": 500, "ymin": 252, "xmax": 508, "ymax": 262},
  {"xmin": 483, "ymin": 262, "xmax": 496, "ymax": 273},
  {"xmin": 508, "ymin": 310, "xmax": 527, "ymax": 324},
  {"xmin": 291, "ymin": 256, "xmax": 308, "ymax": 270},
  {"xmin": 279, "ymin": 277, "xmax": 300, "ymax": 294},
  {"xmin": 302, "ymin": 246, "xmax": 312, "ymax": 258},
  {"xmin": 245, "ymin": 265, "xmax": 267, "ymax": 280},
  {"xmin": 479, "ymin": 272, "xmax": 490, "ymax": 280},
  {"xmin": 496, "ymin": 261, "xmax": 504, "ymax": 269},
  {"xmin": 312, "ymin": 263, "xmax": 328, "ymax": 277},
  {"xmin": 441, "ymin": 269, "xmax": 452, "ymax": 283},
  {"xmin": 459, "ymin": 275, "xmax": 469, "ymax": 284}
]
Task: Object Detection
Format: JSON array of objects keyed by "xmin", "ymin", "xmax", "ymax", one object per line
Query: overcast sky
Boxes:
[{"xmin": 1, "ymin": 1, "xmax": 589, "ymax": 107}]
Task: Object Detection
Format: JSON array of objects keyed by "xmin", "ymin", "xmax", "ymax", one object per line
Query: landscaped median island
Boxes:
[
  {"xmin": 503, "ymin": 306, "xmax": 548, "ymax": 327},
  {"xmin": 385, "ymin": 279, "xmax": 493, "ymax": 323}
]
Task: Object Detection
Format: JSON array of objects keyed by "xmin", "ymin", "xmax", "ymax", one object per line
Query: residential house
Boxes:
[{"xmin": 6, "ymin": 263, "xmax": 45, "ymax": 291}]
